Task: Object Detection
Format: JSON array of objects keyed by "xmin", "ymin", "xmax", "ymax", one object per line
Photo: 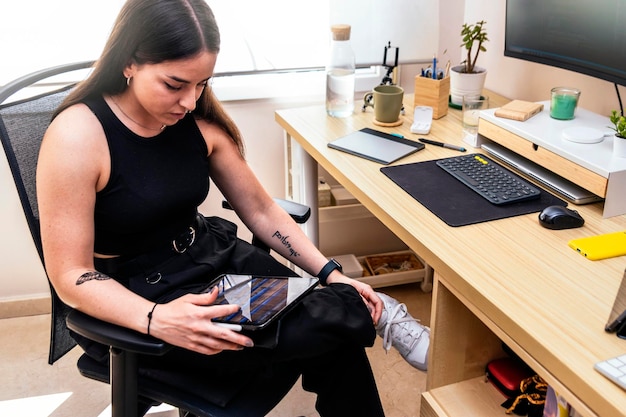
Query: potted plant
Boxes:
[
  {"xmin": 449, "ymin": 20, "xmax": 489, "ymax": 106},
  {"xmin": 610, "ymin": 110, "xmax": 626, "ymax": 157}
]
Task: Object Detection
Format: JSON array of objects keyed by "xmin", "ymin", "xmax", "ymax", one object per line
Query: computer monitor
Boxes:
[{"xmin": 504, "ymin": 0, "xmax": 626, "ymax": 87}]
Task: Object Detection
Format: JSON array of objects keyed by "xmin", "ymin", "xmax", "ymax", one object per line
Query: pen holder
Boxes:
[{"xmin": 414, "ymin": 76, "xmax": 450, "ymax": 119}]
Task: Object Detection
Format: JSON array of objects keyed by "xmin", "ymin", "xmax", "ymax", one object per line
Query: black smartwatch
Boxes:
[{"xmin": 317, "ymin": 258, "xmax": 342, "ymax": 286}]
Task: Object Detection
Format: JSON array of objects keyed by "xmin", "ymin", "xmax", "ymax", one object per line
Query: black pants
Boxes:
[{"xmin": 85, "ymin": 216, "xmax": 385, "ymax": 417}]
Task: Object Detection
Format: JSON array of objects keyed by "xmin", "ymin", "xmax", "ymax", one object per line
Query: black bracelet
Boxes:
[
  {"xmin": 317, "ymin": 258, "xmax": 343, "ymax": 286},
  {"xmin": 147, "ymin": 303, "xmax": 158, "ymax": 335}
]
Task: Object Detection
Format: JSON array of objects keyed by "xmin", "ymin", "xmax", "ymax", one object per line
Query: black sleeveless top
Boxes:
[{"xmin": 84, "ymin": 96, "xmax": 210, "ymax": 256}]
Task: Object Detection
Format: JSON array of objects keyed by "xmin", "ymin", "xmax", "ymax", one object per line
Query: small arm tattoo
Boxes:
[
  {"xmin": 272, "ymin": 230, "xmax": 301, "ymax": 258},
  {"xmin": 76, "ymin": 271, "xmax": 112, "ymax": 285}
]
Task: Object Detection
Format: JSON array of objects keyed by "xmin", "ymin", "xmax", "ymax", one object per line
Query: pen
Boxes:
[
  {"xmin": 606, "ymin": 308, "xmax": 626, "ymax": 332},
  {"xmin": 419, "ymin": 138, "xmax": 466, "ymax": 152},
  {"xmin": 432, "ymin": 54, "xmax": 437, "ymax": 80}
]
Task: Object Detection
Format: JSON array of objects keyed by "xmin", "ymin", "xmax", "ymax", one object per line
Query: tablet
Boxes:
[
  {"xmin": 568, "ymin": 231, "xmax": 626, "ymax": 261},
  {"xmin": 208, "ymin": 274, "xmax": 319, "ymax": 331},
  {"xmin": 328, "ymin": 128, "xmax": 424, "ymax": 165}
]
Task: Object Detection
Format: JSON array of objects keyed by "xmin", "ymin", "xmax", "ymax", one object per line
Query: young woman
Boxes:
[{"xmin": 37, "ymin": 0, "xmax": 429, "ymax": 415}]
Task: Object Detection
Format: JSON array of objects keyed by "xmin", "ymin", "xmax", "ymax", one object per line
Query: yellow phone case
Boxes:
[{"xmin": 568, "ymin": 231, "xmax": 626, "ymax": 261}]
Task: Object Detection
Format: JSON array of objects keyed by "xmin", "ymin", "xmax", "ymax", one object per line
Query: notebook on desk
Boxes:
[{"xmin": 328, "ymin": 128, "xmax": 424, "ymax": 165}]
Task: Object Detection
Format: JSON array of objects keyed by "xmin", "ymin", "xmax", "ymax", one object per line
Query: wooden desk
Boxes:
[{"xmin": 275, "ymin": 92, "xmax": 626, "ymax": 417}]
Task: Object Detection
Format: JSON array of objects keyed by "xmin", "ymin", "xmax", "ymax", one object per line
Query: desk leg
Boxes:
[
  {"xmin": 284, "ymin": 132, "xmax": 319, "ymax": 247},
  {"xmin": 427, "ymin": 272, "xmax": 502, "ymax": 390}
]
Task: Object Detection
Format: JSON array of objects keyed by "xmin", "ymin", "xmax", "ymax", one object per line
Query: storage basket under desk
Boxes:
[{"xmin": 356, "ymin": 250, "xmax": 432, "ymax": 292}]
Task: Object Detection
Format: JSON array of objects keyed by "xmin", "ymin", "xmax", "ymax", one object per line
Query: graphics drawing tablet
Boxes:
[
  {"xmin": 328, "ymin": 128, "xmax": 424, "ymax": 165},
  {"xmin": 208, "ymin": 274, "xmax": 319, "ymax": 331},
  {"xmin": 568, "ymin": 231, "xmax": 626, "ymax": 261}
]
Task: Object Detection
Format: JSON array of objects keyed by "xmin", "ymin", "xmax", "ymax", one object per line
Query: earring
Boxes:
[{"xmin": 126, "ymin": 76, "xmax": 132, "ymax": 87}]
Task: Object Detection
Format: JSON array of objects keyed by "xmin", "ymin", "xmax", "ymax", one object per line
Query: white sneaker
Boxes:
[{"xmin": 375, "ymin": 292, "xmax": 430, "ymax": 371}]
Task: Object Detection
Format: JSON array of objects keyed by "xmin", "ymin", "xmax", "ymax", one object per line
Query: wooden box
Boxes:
[
  {"xmin": 413, "ymin": 76, "xmax": 450, "ymax": 119},
  {"xmin": 318, "ymin": 180, "xmax": 332, "ymax": 207},
  {"xmin": 356, "ymin": 250, "xmax": 433, "ymax": 291}
]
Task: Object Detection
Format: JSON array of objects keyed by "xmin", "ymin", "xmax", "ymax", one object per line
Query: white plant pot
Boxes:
[
  {"xmin": 449, "ymin": 65, "xmax": 487, "ymax": 106},
  {"xmin": 614, "ymin": 135, "xmax": 626, "ymax": 158}
]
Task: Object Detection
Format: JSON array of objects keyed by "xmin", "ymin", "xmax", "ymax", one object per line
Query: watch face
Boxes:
[{"xmin": 331, "ymin": 258, "xmax": 342, "ymax": 269}]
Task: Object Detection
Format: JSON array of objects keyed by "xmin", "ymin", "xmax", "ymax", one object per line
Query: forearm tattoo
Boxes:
[
  {"xmin": 76, "ymin": 271, "xmax": 112, "ymax": 285},
  {"xmin": 272, "ymin": 230, "xmax": 301, "ymax": 258}
]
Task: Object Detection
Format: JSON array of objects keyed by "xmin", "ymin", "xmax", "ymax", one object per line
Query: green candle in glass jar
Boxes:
[{"xmin": 550, "ymin": 87, "xmax": 580, "ymax": 120}]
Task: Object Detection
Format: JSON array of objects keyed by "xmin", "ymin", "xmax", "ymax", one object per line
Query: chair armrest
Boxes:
[
  {"xmin": 222, "ymin": 197, "xmax": 311, "ymax": 224},
  {"xmin": 66, "ymin": 309, "xmax": 171, "ymax": 356},
  {"xmin": 273, "ymin": 198, "xmax": 311, "ymax": 224}
]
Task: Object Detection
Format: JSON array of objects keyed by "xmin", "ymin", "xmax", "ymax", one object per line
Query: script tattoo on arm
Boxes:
[
  {"xmin": 76, "ymin": 271, "xmax": 112, "ymax": 286},
  {"xmin": 272, "ymin": 230, "xmax": 301, "ymax": 258}
]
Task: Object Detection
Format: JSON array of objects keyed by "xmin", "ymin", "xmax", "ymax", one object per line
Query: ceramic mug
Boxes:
[{"xmin": 363, "ymin": 85, "xmax": 404, "ymax": 123}]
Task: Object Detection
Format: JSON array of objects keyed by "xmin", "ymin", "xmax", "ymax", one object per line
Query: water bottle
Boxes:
[{"xmin": 326, "ymin": 24, "xmax": 355, "ymax": 118}]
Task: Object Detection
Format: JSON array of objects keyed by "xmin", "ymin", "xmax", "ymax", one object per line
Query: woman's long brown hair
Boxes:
[{"xmin": 54, "ymin": 0, "xmax": 244, "ymax": 156}]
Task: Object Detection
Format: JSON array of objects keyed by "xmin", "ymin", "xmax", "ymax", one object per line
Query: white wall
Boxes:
[
  {"xmin": 0, "ymin": 152, "xmax": 47, "ymax": 300},
  {"xmin": 464, "ymin": 0, "xmax": 623, "ymax": 116}
]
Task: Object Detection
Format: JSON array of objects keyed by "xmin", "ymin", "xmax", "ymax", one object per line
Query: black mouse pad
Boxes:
[{"xmin": 381, "ymin": 159, "xmax": 566, "ymax": 227}]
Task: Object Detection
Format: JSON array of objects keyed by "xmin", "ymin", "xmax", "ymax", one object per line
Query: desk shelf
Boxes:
[
  {"xmin": 479, "ymin": 105, "xmax": 626, "ymax": 218},
  {"xmin": 426, "ymin": 274, "xmax": 594, "ymax": 417},
  {"xmin": 421, "ymin": 377, "xmax": 507, "ymax": 417}
]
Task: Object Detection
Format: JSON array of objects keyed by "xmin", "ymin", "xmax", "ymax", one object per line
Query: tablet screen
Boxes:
[{"xmin": 210, "ymin": 274, "xmax": 319, "ymax": 330}]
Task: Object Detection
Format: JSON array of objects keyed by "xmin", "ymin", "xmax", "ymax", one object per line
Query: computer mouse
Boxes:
[{"xmin": 538, "ymin": 205, "xmax": 584, "ymax": 230}]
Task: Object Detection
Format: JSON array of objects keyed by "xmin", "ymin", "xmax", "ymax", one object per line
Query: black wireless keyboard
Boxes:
[{"xmin": 436, "ymin": 154, "xmax": 541, "ymax": 205}]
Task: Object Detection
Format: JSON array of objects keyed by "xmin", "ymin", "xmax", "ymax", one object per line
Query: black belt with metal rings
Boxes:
[{"xmin": 172, "ymin": 226, "xmax": 196, "ymax": 253}]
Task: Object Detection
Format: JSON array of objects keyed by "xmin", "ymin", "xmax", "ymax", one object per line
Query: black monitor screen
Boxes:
[{"xmin": 504, "ymin": 0, "xmax": 626, "ymax": 86}]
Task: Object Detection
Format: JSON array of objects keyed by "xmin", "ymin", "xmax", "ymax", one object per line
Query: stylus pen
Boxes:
[
  {"xmin": 606, "ymin": 308, "xmax": 626, "ymax": 332},
  {"xmin": 419, "ymin": 138, "xmax": 466, "ymax": 152}
]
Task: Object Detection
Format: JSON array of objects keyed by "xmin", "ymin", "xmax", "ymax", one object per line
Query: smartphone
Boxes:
[{"xmin": 568, "ymin": 231, "xmax": 626, "ymax": 261}]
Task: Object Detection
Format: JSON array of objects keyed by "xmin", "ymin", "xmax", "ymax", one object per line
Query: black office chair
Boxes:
[{"xmin": 0, "ymin": 62, "xmax": 311, "ymax": 417}]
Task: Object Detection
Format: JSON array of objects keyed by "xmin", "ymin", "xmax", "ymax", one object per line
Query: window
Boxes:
[
  {"xmin": 0, "ymin": 1, "xmax": 126, "ymax": 85},
  {"xmin": 211, "ymin": 0, "xmax": 439, "ymax": 73},
  {"xmin": 208, "ymin": 1, "xmax": 328, "ymax": 74},
  {"xmin": 1, "ymin": 1, "xmax": 437, "ymax": 86}
]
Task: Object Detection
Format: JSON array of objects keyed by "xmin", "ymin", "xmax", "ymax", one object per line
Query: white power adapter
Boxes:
[{"xmin": 411, "ymin": 106, "xmax": 433, "ymax": 134}]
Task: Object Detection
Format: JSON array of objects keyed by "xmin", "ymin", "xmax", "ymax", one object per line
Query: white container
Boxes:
[
  {"xmin": 332, "ymin": 254, "xmax": 363, "ymax": 278},
  {"xmin": 449, "ymin": 65, "xmax": 487, "ymax": 106},
  {"xmin": 614, "ymin": 135, "xmax": 626, "ymax": 158}
]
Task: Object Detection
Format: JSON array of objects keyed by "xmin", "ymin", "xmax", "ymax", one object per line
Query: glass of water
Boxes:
[{"xmin": 462, "ymin": 95, "xmax": 489, "ymax": 147}]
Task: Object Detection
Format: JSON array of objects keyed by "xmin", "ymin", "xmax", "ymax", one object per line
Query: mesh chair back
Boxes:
[{"xmin": 0, "ymin": 85, "xmax": 77, "ymax": 364}]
